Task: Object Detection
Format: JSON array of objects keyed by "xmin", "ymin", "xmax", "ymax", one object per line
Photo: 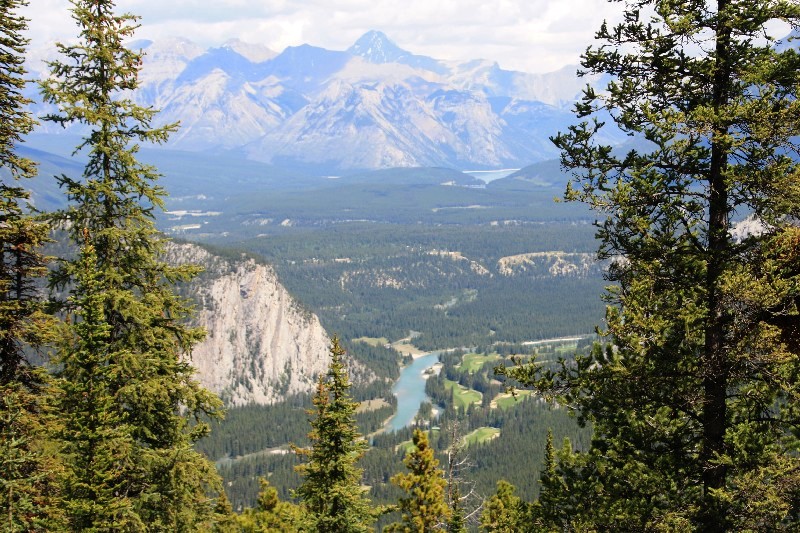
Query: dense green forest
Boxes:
[
  {"xmin": 195, "ymin": 339, "xmax": 593, "ymax": 512},
  {"xmin": 3, "ymin": 0, "xmax": 800, "ymax": 531},
  {"xmin": 242, "ymin": 223, "xmax": 608, "ymax": 351}
]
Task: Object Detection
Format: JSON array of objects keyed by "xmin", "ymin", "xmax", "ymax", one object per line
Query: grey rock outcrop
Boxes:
[{"xmin": 169, "ymin": 243, "xmax": 331, "ymax": 406}]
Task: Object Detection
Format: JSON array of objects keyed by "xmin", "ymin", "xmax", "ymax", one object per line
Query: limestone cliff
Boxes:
[
  {"xmin": 497, "ymin": 251, "xmax": 600, "ymax": 277},
  {"xmin": 168, "ymin": 243, "xmax": 332, "ymax": 406}
]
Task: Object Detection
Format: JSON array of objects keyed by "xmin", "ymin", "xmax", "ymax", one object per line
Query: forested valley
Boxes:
[{"xmin": 4, "ymin": 0, "xmax": 800, "ymax": 531}]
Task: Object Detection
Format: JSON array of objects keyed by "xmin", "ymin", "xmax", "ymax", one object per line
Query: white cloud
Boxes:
[{"xmin": 22, "ymin": 0, "xmax": 623, "ymax": 73}]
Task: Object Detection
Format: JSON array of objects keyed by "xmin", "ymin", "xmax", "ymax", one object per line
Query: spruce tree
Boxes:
[
  {"xmin": 56, "ymin": 239, "xmax": 140, "ymax": 531},
  {"xmin": 0, "ymin": 0, "xmax": 62, "ymax": 529},
  {"xmin": 0, "ymin": 378, "xmax": 63, "ymax": 532},
  {"xmin": 0, "ymin": 0, "xmax": 49, "ymax": 384},
  {"xmin": 294, "ymin": 336, "xmax": 374, "ymax": 532},
  {"xmin": 236, "ymin": 478, "xmax": 301, "ymax": 532},
  {"xmin": 479, "ymin": 481, "xmax": 524, "ymax": 533},
  {"xmin": 445, "ymin": 482, "xmax": 466, "ymax": 533},
  {"xmin": 40, "ymin": 1, "xmax": 224, "ymax": 529},
  {"xmin": 504, "ymin": 0, "xmax": 800, "ymax": 529},
  {"xmin": 387, "ymin": 428, "xmax": 450, "ymax": 532}
]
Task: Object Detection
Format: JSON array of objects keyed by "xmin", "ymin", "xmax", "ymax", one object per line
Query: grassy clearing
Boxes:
[
  {"xmin": 393, "ymin": 342, "xmax": 425, "ymax": 357},
  {"xmin": 356, "ymin": 398, "xmax": 391, "ymax": 413},
  {"xmin": 396, "ymin": 439, "xmax": 415, "ymax": 455},
  {"xmin": 459, "ymin": 352, "xmax": 501, "ymax": 373},
  {"xmin": 463, "ymin": 427, "xmax": 500, "ymax": 447},
  {"xmin": 353, "ymin": 336, "xmax": 390, "ymax": 347},
  {"xmin": 444, "ymin": 379, "xmax": 482, "ymax": 409},
  {"xmin": 492, "ymin": 389, "xmax": 533, "ymax": 410},
  {"xmin": 526, "ymin": 337, "xmax": 588, "ymax": 363}
]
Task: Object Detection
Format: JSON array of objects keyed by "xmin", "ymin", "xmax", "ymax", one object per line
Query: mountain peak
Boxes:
[
  {"xmin": 348, "ymin": 30, "xmax": 409, "ymax": 63},
  {"xmin": 222, "ymin": 38, "xmax": 276, "ymax": 63}
]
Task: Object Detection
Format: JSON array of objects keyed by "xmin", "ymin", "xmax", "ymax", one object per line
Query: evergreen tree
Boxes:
[
  {"xmin": 209, "ymin": 492, "xmax": 239, "ymax": 533},
  {"xmin": 0, "ymin": 0, "xmax": 48, "ymax": 384},
  {"xmin": 528, "ymin": 433, "xmax": 590, "ymax": 532},
  {"xmin": 0, "ymin": 1, "xmax": 62, "ymax": 529},
  {"xmin": 445, "ymin": 482, "xmax": 466, "ymax": 533},
  {"xmin": 479, "ymin": 481, "xmax": 524, "ymax": 533},
  {"xmin": 40, "ymin": 1, "xmax": 224, "ymax": 529},
  {"xmin": 504, "ymin": 0, "xmax": 800, "ymax": 529},
  {"xmin": 294, "ymin": 336, "xmax": 374, "ymax": 532},
  {"xmin": 387, "ymin": 428, "xmax": 450, "ymax": 532},
  {"xmin": 55, "ymin": 240, "xmax": 141, "ymax": 530},
  {"xmin": 0, "ymin": 376, "xmax": 64, "ymax": 532},
  {"xmin": 530, "ymin": 431, "xmax": 562, "ymax": 529},
  {"xmin": 236, "ymin": 478, "xmax": 301, "ymax": 532}
]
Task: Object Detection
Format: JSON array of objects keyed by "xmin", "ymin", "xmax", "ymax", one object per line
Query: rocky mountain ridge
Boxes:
[{"xmin": 26, "ymin": 31, "xmax": 620, "ymax": 171}]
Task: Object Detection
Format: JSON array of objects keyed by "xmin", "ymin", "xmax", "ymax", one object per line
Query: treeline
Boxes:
[
  {"xmin": 245, "ymin": 223, "xmax": 601, "ymax": 266},
  {"xmin": 166, "ymin": 178, "xmax": 596, "ymax": 240},
  {"xmin": 196, "ymin": 397, "xmax": 313, "ymax": 462}
]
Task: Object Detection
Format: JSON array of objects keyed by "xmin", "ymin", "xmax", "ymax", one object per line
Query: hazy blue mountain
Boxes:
[
  {"xmin": 176, "ymin": 46, "xmax": 265, "ymax": 84},
  {"xmin": 263, "ymin": 44, "xmax": 351, "ymax": 92},
  {"xmin": 26, "ymin": 31, "xmax": 622, "ymax": 172},
  {"xmin": 488, "ymin": 158, "xmax": 568, "ymax": 191},
  {"xmin": 348, "ymin": 30, "xmax": 448, "ymax": 74},
  {"xmin": 348, "ymin": 30, "xmax": 411, "ymax": 64}
]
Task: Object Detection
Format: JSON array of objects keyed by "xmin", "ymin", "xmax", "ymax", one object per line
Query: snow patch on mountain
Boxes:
[
  {"xmin": 222, "ymin": 38, "xmax": 277, "ymax": 63},
  {"xmin": 28, "ymin": 30, "xmax": 619, "ymax": 170}
]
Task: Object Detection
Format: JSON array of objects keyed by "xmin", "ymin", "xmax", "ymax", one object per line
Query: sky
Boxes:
[{"xmin": 22, "ymin": 0, "xmax": 626, "ymax": 73}]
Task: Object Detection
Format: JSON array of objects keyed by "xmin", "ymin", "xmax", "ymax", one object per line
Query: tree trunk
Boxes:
[{"xmin": 700, "ymin": 1, "xmax": 732, "ymax": 530}]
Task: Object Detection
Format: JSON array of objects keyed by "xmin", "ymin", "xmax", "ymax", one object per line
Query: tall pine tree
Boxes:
[
  {"xmin": 479, "ymin": 480, "xmax": 525, "ymax": 533},
  {"xmin": 55, "ymin": 239, "xmax": 141, "ymax": 531},
  {"xmin": 40, "ymin": 1, "xmax": 224, "ymax": 529},
  {"xmin": 0, "ymin": 0, "xmax": 62, "ymax": 529},
  {"xmin": 294, "ymin": 336, "xmax": 375, "ymax": 533},
  {"xmin": 0, "ymin": 0, "xmax": 49, "ymax": 383},
  {"xmin": 387, "ymin": 428, "xmax": 450, "ymax": 532},
  {"xmin": 504, "ymin": 0, "xmax": 800, "ymax": 529}
]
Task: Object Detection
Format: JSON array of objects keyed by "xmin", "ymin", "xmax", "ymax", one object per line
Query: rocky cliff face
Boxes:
[
  {"xmin": 168, "ymin": 243, "xmax": 332, "ymax": 407},
  {"xmin": 497, "ymin": 251, "xmax": 601, "ymax": 278}
]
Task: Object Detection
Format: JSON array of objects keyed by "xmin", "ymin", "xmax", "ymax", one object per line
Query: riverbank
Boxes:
[{"xmin": 377, "ymin": 334, "xmax": 593, "ymax": 433}]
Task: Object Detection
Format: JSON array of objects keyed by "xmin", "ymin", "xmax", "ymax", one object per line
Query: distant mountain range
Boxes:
[{"xmin": 26, "ymin": 30, "xmax": 623, "ymax": 171}]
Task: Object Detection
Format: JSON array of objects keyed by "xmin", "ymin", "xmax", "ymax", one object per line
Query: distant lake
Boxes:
[
  {"xmin": 385, "ymin": 352, "xmax": 441, "ymax": 432},
  {"xmin": 463, "ymin": 169, "xmax": 520, "ymax": 183}
]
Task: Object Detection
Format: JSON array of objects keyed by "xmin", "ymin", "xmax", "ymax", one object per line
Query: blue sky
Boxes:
[{"xmin": 23, "ymin": 0, "xmax": 625, "ymax": 73}]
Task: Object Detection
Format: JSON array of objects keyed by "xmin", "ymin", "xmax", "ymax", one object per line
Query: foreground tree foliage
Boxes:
[
  {"xmin": 294, "ymin": 336, "xmax": 375, "ymax": 532},
  {"xmin": 0, "ymin": 0, "xmax": 63, "ymax": 529},
  {"xmin": 40, "ymin": 0, "xmax": 225, "ymax": 529},
  {"xmin": 480, "ymin": 480, "xmax": 526, "ymax": 533},
  {"xmin": 502, "ymin": 0, "xmax": 800, "ymax": 530},
  {"xmin": 387, "ymin": 428, "xmax": 450, "ymax": 532},
  {"xmin": 235, "ymin": 478, "xmax": 302, "ymax": 532},
  {"xmin": 56, "ymin": 240, "xmax": 142, "ymax": 529},
  {"xmin": 0, "ymin": 376, "xmax": 64, "ymax": 532}
]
